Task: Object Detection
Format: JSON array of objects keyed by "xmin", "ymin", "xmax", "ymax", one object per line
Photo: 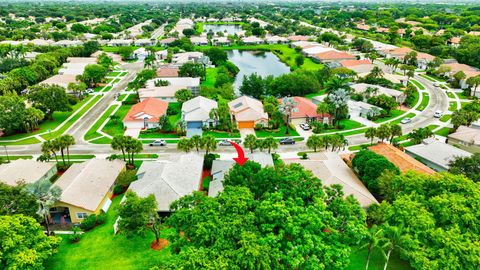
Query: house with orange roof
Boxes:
[
  {"xmin": 448, "ymin": 37, "xmax": 461, "ymax": 48},
  {"xmin": 382, "ymin": 47, "xmax": 435, "ymax": 69},
  {"xmin": 313, "ymin": 50, "xmax": 356, "ymax": 63},
  {"xmin": 156, "ymin": 67, "xmax": 179, "ymax": 77},
  {"xmin": 340, "ymin": 59, "xmax": 374, "ymax": 75},
  {"xmin": 368, "ymin": 143, "xmax": 435, "ymax": 174},
  {"xmin": 228, "ymin": 96, "xmax": 268, "ymax": 129},
  {"xmin": 123, "ymin": 98, "xmax": 168, "ymax": 132},
  {"xmin": 279, "ymin": 96, "xmax": 332, "ymax": 126},
  {"xmin": 356, "ymin": 23, "xmax": 370, "ymax": 31},
  {"xmin": 287, "ymin": 35, "xmax": 311, "ymax": 42}
]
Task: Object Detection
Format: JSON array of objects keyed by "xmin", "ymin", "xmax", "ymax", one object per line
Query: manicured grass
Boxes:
[
  {"xmin": 400, "ymin": 140, "xmax": 417, "ymax": 148},
  {"xmin": 84, "ymin": 105, "xmax": 119, "ymax": 141},
  {"xmin": 304, "ymin": 90, "xmax": 327, "ymax": 99},
  {"xmin": 0, "ymin": 137, "xmax": 41, "ymax": 146},
  {"xmin": 348, "ymin": 144, "xmax": 371, "ymax": 151},
  {"xmin": 0, "ymin": 155, "xmax": 33, "ymax": 160},
  {"xmin": 203, "ymin": 130, "xmax": 241, "ymax": 138},
  {"xmin": 41, "ymin": 96, "xmax": 102, "ymax": 141},
  {"xmin": 117, "ymin": 94, "xmax": 127, "ymax": 101},
  {"xmin": 417, "ymin": 93, "xmax": 430, "ymax": 111},
  {"xmin": 133, "ymin": 153, "xmax": 159, "ymax": 159},
  {"xmin": 45, "ymin": 195, "xmax": 173, "ymax": 270},
  {"xmin": 439, "ymin": 114, "xmax": 452, "ymax": 122},
  {"xmin": 201, "ymin": 67, "xmax": 218, "ymax": 88},
  {"xmin": 347, "ymin": 246, "xmax": 412, "ymax": 270},
  {"xmin": 314, "ymin": 119, "xmax": 365, "ymax": 135},
  {"xmin": 456, "ymin": 91, "xmax": 471, "ymax": 100},
  {"xmin": 68, "ymin": 154, "xmax": 96, "ymax": 159},
  {"xmin": 120, "ymin": 72, "xmax": 128, "ymax": 77},
  {"xmin": 419, "ymin": 74, "xmax": 435, "ymax": 82},
  {"xmin": 446, "ymin": 91, "xmax": 455, "ymax": 99},
  {"xmin": 426, "ymin": 124, "xmax": 439, "ymax": 131},
  {"xmin": 102, "ymin": 105, "xmax": 132, "ymax": 137},
  {"xmin": 255, "ymin": 125, "xmax": 300, "ymax": 137},
  {"xmin": 168, "ymin": 103, "xmax": 182, "ymax": 126},
  {"xmin": 373, "ymin": 110, "xmax": 404, "ymax": 123},
  {"xmin": 138, "ymin": 132, "xmax": 180, "ymax": 139},
  {"xmin": 339, "ymin": 128, "xmax": 368, "ymax": 136},
  {"xmin": 107, "ymin": 71, "xmax": 120, "ymax": 77},
  {"xmin": 102, "ymin": 86, "xmax": 113, "ymax": 92},
  {"xmin": 0, "ymin": 96, "xmax": 95, "ymax": 142},
  {"xmin": 89, "ymin": 137, "xmax": 112, "ymax": 144},
  {"xmin": 410, "ymin": 79, "xmax": 425, "ymax": 90},
  {"xmin": 435, "ymin": 127, "xmax": 451, "ymax": 137},
  {"xmin": 449, "ymin": 102, "xmax": 458, "ymax": 111}
]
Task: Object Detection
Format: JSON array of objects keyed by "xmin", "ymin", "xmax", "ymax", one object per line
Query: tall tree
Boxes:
[
  {"xmin": 177, "ymin": 138, "xmax": 193, "ymax": 153},
  {"xmin": 244, "ymin": 134, "xmax": 258, "ymax": 153},
  {"xmin": 365, "ymin": 127, "xmax": 377, "ymax": 145},
  {"xmin": 201, "ymin": 135, "xmax": 217, "ymax": 155},
  {"xmin": 261, "ymin": 136, "xmax": 278, "ymax": 154},
  {"xmin": 306, "ymin": 134, "xmax": 323, "ymax": 152},
  {"xmin": 28, "ymin": 84, "xmax": 71, "ymax": 120}
]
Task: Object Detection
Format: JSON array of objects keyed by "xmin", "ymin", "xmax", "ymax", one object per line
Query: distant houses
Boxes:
[
  {"xmin": 0, "ymin": 160, "xmax": 57, "ymax": 186},
  {"xmin": 447, "ymin": 126, "xmax": 480, "ymax": 153},
  {"xmin": 228, "ymin": 96, "xmax": 268, "ymax": 129},
  {"xmin": 351, "ymin": 83, "xmax": 407, "ymax": 104},
  {"xmin": 369, "ymin": 143, "xmax": 436, "ymax": 174}
]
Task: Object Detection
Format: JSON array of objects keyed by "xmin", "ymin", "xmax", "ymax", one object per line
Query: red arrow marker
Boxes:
[{"xmin": 229, "ymin": 141, "xmax": 249, "ymax": 166}]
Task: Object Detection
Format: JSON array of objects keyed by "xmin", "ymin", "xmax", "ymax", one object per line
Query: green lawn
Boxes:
[
  {"xmin": 304, "ymin": 90, "xmax": 327, "ymax": 99},
  {"xmin": 89, "ymin": 137, "xmax": 112, "ymax": 144},
  {"xmin": 417, "ymin": 93, "xmax": 430, "ymax": 111},
  {"xmin": 0, "ymin": 137, "xmax": 41, "ymax": 146},
  {"xmin": 373, "ymin": 110, "xmax": 405, "ymax": 123},
  {"xmin": 68, "ymin": 154, "xmax": 96, "ymax": 159},
  {"xmin": 446, "ymin": 92, "xmax": 455, "ymax": 99},
  {"xmin": 102, "ymin": 105, "xmax": 132, "ymax": 137},
  {"xmin": 0, "ymin": 155, "xmax": 33, "ymax": 160},
  {"xmin": 0, "ymin": 96, "xmax": 96, "ymax": 142},
  {"xmin": 426, "ymin": 124, "xmax": 439, "ymax": 131},
  {"xmin": 255, "ymin": 125, "xmax": 300, "ymax": 137},
  {"xmin": 314, "ymin": 119, "xmax": 365, "ymax": 135},
  {"xmin": 435, "ymin": 127, "xmax": 451, "ymax": 137},
  {"xmin": 138, "ymin": 132, "xmax": 180, "ymax": 139},
  {"xmin": 203, "ymin": 130, "xmax": 241, "ymax": 138},
  {"xmin": 439, "ymin": 114, "xmax": 452, "ymax": 122},
  {"xmin": 348, "ymin": 144, "xmax": 371, "ymax": 151},
  {"xmin": 84, "ymin": 105, "xmax": 119, "ymax": 141},
  {"xmin": 107, "ymin": 71, "xmax": 120, "ymax": 77},
  {"xmin": 45, "ymin": 196, "xmax": 173, "ymax": 270},
  {"xmin": 419, "ymin": 74, "xmax": 435, "ymax": 82},
  {"xmin": 168, "ymin": 103, "xmax": 182, "ymax": 126},
  {"xmin": 410, "ymin": 79, "xmax": 425, "ymax": 90},
  {"xmin": 347, "ymin": 247, "xmax": 412, "ymax": 270},
  {"xmin": 456, "ymin": 91, "xmax": 471, "ymax": 100},
  {"xmin": 449, "ymin": 102, "xmax": 458, "ymax": 111},
  {"xmin": 201, "ymin": 67, "xmax": 218, "ymax": 88}
]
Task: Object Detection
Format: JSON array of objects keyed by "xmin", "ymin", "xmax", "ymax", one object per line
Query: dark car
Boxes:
[{"xmin": 279, "ymin": 138, "xmax": 295, "ymax": 145}]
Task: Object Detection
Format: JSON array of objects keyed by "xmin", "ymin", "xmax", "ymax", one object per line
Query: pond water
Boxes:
[
  {"xmin": 227, "ymin": 50, "xmax": 291, "ymax": 92},
  {"xmin": 204, "ymin": 24, "xmax": 242, "ymax": 35}
]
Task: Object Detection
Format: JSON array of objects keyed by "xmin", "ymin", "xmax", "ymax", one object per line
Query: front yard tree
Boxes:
[
  {"xmin": 41, "ymin": 140, "xmax": 59, "ymax": 163},
  {"xmin": 24, "ymin": 178, "xmax": 62, "ymax": 236},
  {"xmin": 262, "ymin": 136, "xmax": 278, "ymax": 153},
  {"xmin": 177, "ymin": 138, "xmax": 193, "ymax": 153},
  {"xmin": 59, "ymin": 134, "xmax": 75, "ymax": 164},
  {"xmin": 0, "ymin": 94, "xmax": 44, "ymax": 135},
  {"xmin": 28, "ymin": 84, "xmax": 71, "ymax": 120},
  {"xmin": 118, "ymin": 191, "xmax": 163, "ymax": 246},
  {"xmin": 205, "ymin": 47, "xmax": 228, "ymax": 66},
  {"xmin": 376, "ymin": 124, "xmax": 391, "ymax": 142},
  {"xmin": 118, "ymin": 46, "xmax": 134, "ymax": 60},
  {"xmin": 0, "ymin": 182, "xmax": 39, "ymax": 217},
  {"xmin": 239, "ymin": 73, "xmax": 268, "ymax": 99},
  {"xmin": 190, "ymin": 135, "xmax": 203, "ymax": 152},
  {"xmin": 178, "ymin": 63, "xmax": 205, "ymax": 79},
  {"xmin": 365, "ymin": 127, "xmax": 377, "ymax": 145},
  {"xmin": 124, "ymin": 136, "xmax": 143, "ymax": 166},
  {"xmin": 111, "ymin": 135, "xmax": 128, "ymax": 161},
  {"xmin": 201, "ymin": 135, "xmax": 217, "ymax": 154},
  {"xmin": 306, "ymin": 134, "xmax": 323, "ymax": 152},
  {"xmin": 67, "ymin": 82, "xmax": 87, "ymax": 99},
  {"xmin": 448, "ymin": 153, "xmax": 480, "ymax": 182},
  {"xmin": 174, "ymin": 89, "xmax": 193, "ymax": 103},
  {"xmin": 0, "ymin": 214, "xmax": 60, "ymax": 269},
  {"xmin": 389, "ymin": 124, "xmax": 402, "ymax": 143},
  {"xmin": 78, "ymin": 64, "xmax": 108, "ymax": 88},
  {"xmin": 244, "ymin": 134, "xmax": 258, "ymax": 153},
  {"xmin": 279, "ymin": 97, "xmax": 298, "ymax": 135}
]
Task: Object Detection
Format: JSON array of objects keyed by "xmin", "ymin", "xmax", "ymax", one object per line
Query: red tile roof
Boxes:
[
  {"xmin": 123, "ymin": 98, "xmax": 168, "ymax": 123},
  {"xmin": 369, "ymin": 143, "xmax": 435, "ymax": 175},
  {"xmin": 314, "ymin": 50, "xmax": 356, "ymax": 61},
  {"xmin": 280, "ymin": 96, "xmax": 331, "ymax": 119},
  {"xmin": 156, "ymin": 67, "xmax": 179, "ymax": 77},
  {"xmin": 288, "ymin": 35, "xmax": 310, "ymax": 42},
  {"xmin": 340, "ymin": 59, "xmax": 372, "ymax": 67}
]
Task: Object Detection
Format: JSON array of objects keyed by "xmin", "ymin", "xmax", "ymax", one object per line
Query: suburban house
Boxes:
[
  {"xmin": 138, "ymin": 85, "xmax": 184, "ymax": 102},
  {"xmin": 212, "ymin": 36, "xmax": 231, "ymax": 46},
  {"xmin": 134, "ymin": 38, "xmax": 155, "ymax": 47},
  {"xmin": 265, "ymin": 35, "xmax": 288, "ymax": 44},
  {"xmin": 369, "ymin": 143, "xmax": 436, "ymax": 174},
  {"xmin": 241, "ymin": 36, "xmax": 264, "ymax": 45},
  {"xmin": 228, "ymin": 96, "xmax": 268, "ymax": 129},
  {"xmin": 405, "ymin": 139, "xmax": 472, "ymax": 172},
  {"xmin": 381, "ymin": 47, "xmax": 435, "ymax": 70},
  {"xmin": 209, "ymin": 153, "xmax": 274, "ymax": 197},
  {"xmin": 107, "ymin": 39, "xmax": 133, "ymax": 47},
  {"xmin": 351, "ymin": 83, "xmax": 406, "ymax": 103},
  {"xmin": 53, "ymin": 40, "xmax": 83, "ymax": 47},
  {"xmin": 149, "ymin": 77, "xmax": 201, "ymax": 96},
  {"xmin": 284, "ymin": 152, "xmax": 378, "ymax": 208},
  {"xmin": 281, "ymin": 96, "xmax": 332, "ymax": 125},
  {"xmin": 0, "ymin": 160, "xmax": 57, "ymax": 186},
  {"xmin": 51, "ymin": 159, "xmax": 125, "ymax": 224},
  {"xmin": 340, "ymin": 59, "xmax": 374, "ymax": 76},
  {"xmin": 190, "ymin": 36, "xmax": 209, "ymax": 46},
  {"xmin": 287, "ymin": 35, "xmax": 311, "ymax": 42},
  {"xmin": 347, "ymin": 100, "xmax": 382, "ymax": 119},
  {"xmin": 133, "ymin": 47, "xmax": 149, "ymax": 61},
  {"xmin": 448, "ymin": 37, "xmax": 461, "ymax": 48},
  {"xmin": 291, "ymin": 41, "xmax": 320, "ymax": 49},
  {"xmin": 156, "ymin": 67, "xmax": 179, "ymax": 77},
  {"xmin": 58, "ymin": 57, "xmax": 97, "ymax": 76},
  {"xmin": 129, "ymin": 154, "xmax": 204, "ymax": 212},
  {"xmin": 447, "ymin": 125, "xmax": 480, "ymax": 153},
  {"xmin": 123, "ymin": 97, "xmax": 168, "ymax": 134},
  {"xmin": 181, "ymin": 96, "xmax": 218, "ymax": 137},
  {"xmin": 159, "ymin": 37, "xmax": 177, "ymax": 46},
  {"xmin": 302, "ymin": 46, "xmax": 335, "ymax": 57},
  {"xmin": 313, "ymin": 50, "xmax": 357, "ymax": 63},
  {"xmin": 439, "ymin": 63, "xmax": 480, "ymax": 89},
  {"xmin": 171, "ymin": 52, "xmax": 209, "ymax": 65},
  {"xmin": 39, "ymin": 74, "xmax": 79, "ymax": 89}
]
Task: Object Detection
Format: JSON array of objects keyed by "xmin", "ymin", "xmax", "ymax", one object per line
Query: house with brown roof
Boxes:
[
  {"xmin": 279, "ymin": 96, "xmax": 332, "ymax": 125},
  {"xmin": 340, "ymin": 59, "xmax": 374, "ymax": 76},
  {"xmin": 448, "ymin": 126, "xmax": 480, "ymax": 153},
  {"xmin": 284, "ymin": 152, "xmax": 378, "ymax": 208},
  {"xmin": 381, "ymin": 47, "xmax": 434, "ymax": 69},
  {"xmin": 448, "ymin": 37, "xmax": 461, "ymax": 47},
  {"xmin": 156, "ymin": 67, "xmax": 179, "ymax": 77},
  {"xmin": 228, "ymin": 96, "xmax": 268, "ymax": 129},
  {"xmin": 50, "ymin": 159, "xmax": 125, "ymax": 224},
  {"xmin": 313, "ymin": 50, "xmax": 356, "ymax": 63},
  {"xmin": 439, "ymin": 63, "xmax": 480, "ymax": 89},
  {"xmin": 287, "ymin": 35, "xmax": 311, "ymax": 42},
  {"xmin": 368, "ymin": 143, "xmax": 435, "ymax": 174},
  {"xmin": 123, "ymin": 98, "xmax": 168, "ymax": 132}
]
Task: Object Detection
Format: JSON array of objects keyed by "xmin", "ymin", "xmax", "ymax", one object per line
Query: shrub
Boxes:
[
  {"xmin": 116, "ymin": 170, "xmax": 137, "ymax": 187},
  {"xmin": 113, "ymin": 185, "xmax": 125, "ymax": 195},
  {"xmin": 203, "ymin": 153, "xmax": 217, "ymax": 170},
  {"xmin": 202, "ymin": 176, "xmax": 212, "ymax": 190},
  {"xmin": 69, "ymin": 226, "xmax": 82, "ymax": 243},
  {"xmin": 80, "ymin": 214, "xmax": 97, "ymax": 231},
  {"xmin": 167, "ymin": 106, "xmax": 179, "ymax": 116},
  {"xmin": 96, "ymin": 213, "xmax": 107, "ymax": 225},
  {"xmin": 254, "ymin": 124, "xmax": 264, "ymax": 130}
]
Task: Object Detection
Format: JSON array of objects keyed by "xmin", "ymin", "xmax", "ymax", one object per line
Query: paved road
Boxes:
[{"xmin": 151, "ymin": 23, "xmax": 166, "ymax": 39}]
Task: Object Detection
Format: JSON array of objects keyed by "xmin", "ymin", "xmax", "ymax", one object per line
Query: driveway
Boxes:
[{"xmin": 239, "ymin": 128, "xmax": 255, "ymax": 138}]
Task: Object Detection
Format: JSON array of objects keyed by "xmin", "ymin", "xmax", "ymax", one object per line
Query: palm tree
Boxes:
[
  {"xmin": 360, "ymin": 226, "xmax": 384, "ymax": 270},
  {"xmin": 190, "ymin": 135, "xmax": 203, "ymax": 152},
  {"xmin": 201, "ymin": 135, "xmax": 217, "ymax": 155},
  {"xmin": 41, "ymin": 140, "xmax": 59, "ymax": 163},
  {"xmin": 244, "ymin": 134, "xmax": 258, "ymax": 153},
  {"xmin": 369, "ymin": 66, "xmax": 384, "ymax": 79},
  {"xmin": 391, "ymin": 58, "xmax": 401, "ymax": 73},
  {"xmin": 389, "ymin": 124, "xmax": 402, "ymax": 144},
  {"xmin": 278, "ymin": 97, "xmax": 298, "ymax": 135},
  {"xmin": 25, "ymin": 179, "xmax": 62, "ymax": 236},
  {"xmin": 124, "ymin": 137, "xmax": 143, "ymax": 165},
  {"xmin": 466, "ymin": 75, "xmax": 480, "ymax": 97},
  {"xmin": 262, "ymin": 136, "xmax": 278, "ymax": 154},
  {"xmin": 307, "ymin": 135, "xmax": 322, "ymax": 152},
  {"xmin": 177, "ymin": 138, "xmax": 193, "ymax": 153},
  {"xmin": 380, "ymin": 225, "xmax": 404, "ymax": 270},
  {"xmin": 365, "ymin": 127, "xmax": 377, "ymax": 145},
  {"xmin": 316, "ymin": 102, "xmax": 330, "ymax": 120},
  {"xmin": 111, "ymin": 135, "xmax": 128, "ymax": 161},
  {"xmin": 324, "ymin": 77, "xmax": 351, "ymax": 95},
  {"xmin": 60, "ymin": 135, "xmax": 75, "ymax": 165},
  {"xmin": 320, "ymin": 135, "xmax": 331, "ymax": 150},
  {"xmin": 329, "ymin": 88, "xmax": 350, "ymax": 126}
]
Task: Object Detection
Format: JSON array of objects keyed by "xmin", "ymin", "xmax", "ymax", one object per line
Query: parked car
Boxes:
[
  {"xmin": 279, "ymin": 138, "xmax": 296, "ymax": 145},
  {"xmin": 433, "ymin": 82, "xmax": 440, "ymax": 87},
  {"xmin": 300, "ymin": 123, "xmax": 311, "ymax": 130},
  {"xmin": 400, "ymin": 118, "xmax": 412, "ymax": 124},
  {"xmin": 85, "ymin": 88, "xmax": 94, "ymax": 94},
  {"xmin": 218, "ymin": 140, "xmax": 232, "ymax": 146},
  {"xmin": 433, "ymin": 110, "xmax": 443, "ymax": 118},
  {"xmin": 149, "ymin": 140, "xmax": 166, "ymax": 146}
]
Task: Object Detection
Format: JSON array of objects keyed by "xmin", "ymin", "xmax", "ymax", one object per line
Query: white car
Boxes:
[
  {"xmin": 433, "ymin": 82, "xmax": 440, "ymax": 87},
  {"xmin": 85, "ymin": 88, "xmax": 94, "ymax": 94},
  {"xmin": 300, "ymin": 123, "xmax": 311, "ymax": 130},
  {"xmin": 433, "ymin": 110, "xmax": 443, "ymax": 118},
  {"xmin": 400, "ymin": 118, "xmax": 412, "ymax": 124},
  {"xmin": 149, "ymin": 140, "xmax": 166, "ymax": 146}
]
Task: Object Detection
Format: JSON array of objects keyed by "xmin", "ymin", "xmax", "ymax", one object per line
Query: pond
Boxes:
[
  {"xmin": 204, "ymin": 24, "xmax": 242, "ymax": 35},
  {"xmin": 227, "ymin": 50, "xmax": 291, "ymax": 92}
]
